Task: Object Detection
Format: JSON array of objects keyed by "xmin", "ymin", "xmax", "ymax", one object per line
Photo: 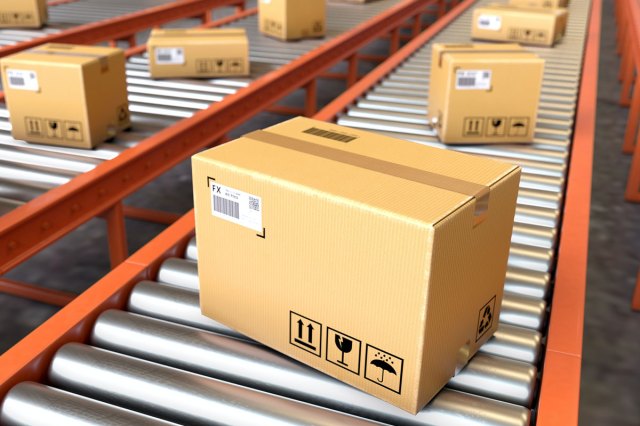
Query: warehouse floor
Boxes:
[{"xmin": 0, "ymin": 5, "xmax": 637, "ymax": 425}]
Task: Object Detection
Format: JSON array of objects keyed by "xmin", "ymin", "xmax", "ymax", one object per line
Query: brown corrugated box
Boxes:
[
  {"xmin": 0, "ymin": 0, "xmax": 47, "ymax": 28},
  {"xmin": 472, "ymin": 4, "xmax": 569, "ymax": 46},
  {"xmin": 508, "ymin": 0, "xmax": 569, "ymax": 8},
  {"xmin": 258, "ymin": 0, "xmax": 325, "ymax": 41},
  {"xmin": 147, "ymin": 28, "xmax": 249, "ymax": 79},
  {"xmin": 428, "ymin": 43, "xmax": 545, "ymax": 144},
  {"xmin": 192, "ymin": 116, "xmax": 521, "ymax": 413},
  {"xmin": 0, "ymin": 43, "xmax": 130, "ymax": 149}
]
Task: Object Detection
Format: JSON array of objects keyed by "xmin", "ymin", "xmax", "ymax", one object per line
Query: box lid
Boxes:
[
  {"xmin": 434, "ymin": 43, "xmax": 543, "ymax": 67},
  {"xmin": 0, "ymin": 43, "xmax": 121, "ymax": 67},
  {"xmin": 482, "ymin": 3, "xmax": 568, "ymax": 15},
  {"xmin": 193, "ymin": 117, "xmax": 518, "ymax": 226},
  {"xmin": 149, "ymin": 28, "xmax": 247, "ymax": 44}
]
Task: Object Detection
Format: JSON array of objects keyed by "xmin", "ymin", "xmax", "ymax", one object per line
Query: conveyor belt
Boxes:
[
  {"xmin": 0, "ymin": 0, "xmax": 412, "ymax": 215},
  {"xmin": 0, "ymin": 0, "xmax": 592, "ymax": 424},
  {"xmin": 0, "ymin": 0, "xmax": 181, "ymax": 48}
]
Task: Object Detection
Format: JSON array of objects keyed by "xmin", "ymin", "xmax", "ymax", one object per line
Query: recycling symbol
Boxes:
[
  {"xmin": 118, "ymin": 105, "xmax": 129, "ymax": 123},
  {"xmin": 476, "ymin": 296, "xmax": 496, "ymax": 341}
]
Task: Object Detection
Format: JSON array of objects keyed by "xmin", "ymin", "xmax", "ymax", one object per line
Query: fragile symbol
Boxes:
[
  {"xmin": 326, "ymin": 327, "xmax": 361, "ymax": 374},
  {"xmin": 290, "ymin": 311, "xmax": 322, "ymax": 357},
  {"xmin": 486, "ymin": 117, "xmax": 506, "ymax": 137},
  {"xmin": 335, "ymin": 335, "xmax": 352, "ymax": 365},
  {"xmin": 46, "ymin": 119, "xmax": 63, "ymax": 139},
  {"xmin": 365, "ymin": 345, "xmax": 404, "ymax": 394},
  {"xmin": 476, "ymin": 296, "xmax": 496, "ymax": 341}
]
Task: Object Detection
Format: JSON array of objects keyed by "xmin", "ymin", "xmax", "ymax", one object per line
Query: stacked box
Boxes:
[
  {"xmin": 472, "ymin": 4, "xmax": 569, "ymax": 46},
  {"xmin": 1, "ymin": 44, "xmax": 130, "ymax": 149},
  {"xmin": 147, "ymin": 28, "xmax": 249, "ymax": 79},
  {"xmin": 509, "ymin": 0, "xmax": 568, "ymax": 8},
  {"xmin": 192, "ymin": 116, "xmax": 521, "ymax": 413},
  {"xmin": 258, "ymin": 0, "xmax": 325, "ymax": 41},
  {"xmin": 0, "ymin": 0, "xmax": 47, "ymax": 28},
  {"xmin": 428, "ymin": 43, "xmax": 544, "ymax": 144}
]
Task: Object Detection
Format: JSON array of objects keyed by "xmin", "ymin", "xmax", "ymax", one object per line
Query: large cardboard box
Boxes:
[
  {"xmin": 147, "ymin": 28, "xmax": 249, "ymax": 79},
  {"xmin": 1, "ymin": 44, "xmax": 130, "ymax": 149},
  {"xmin": 472, "ymin": 4, "xmax": 569, "ymax": 46},
  {"xmin": 428, "ymin": 43, "xmax": 544, "ymax": 144},
  {"xmin": 0, "ymin": 0, "xmax": 47, "ymax": 28},
  {"xmin": 192, "ymin": 116, "xmax": 521, "ymax": 413},
  {"xmin": 508, "ymin": 0, "xmax": 568, "ymax": 8},
  {"xmin": 258, "ymin": 0, "xmax": 325, "ymax": 41}
]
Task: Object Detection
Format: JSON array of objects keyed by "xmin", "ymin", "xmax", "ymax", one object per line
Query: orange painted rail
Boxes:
[{"xmin": 0, "ymin": 0, "xmax": 451, "ymax": 293}]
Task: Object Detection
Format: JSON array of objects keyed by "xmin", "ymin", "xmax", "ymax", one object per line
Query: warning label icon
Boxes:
[
  {"xmin": 46, "ymin": 119, "xmax": 63, "ymax": 139},
  {"xmin": 290, "ymin": 311, "xmax": 322, "ymax": 357},
  {"xmin": 463, "ymin": 117, "xmax": 484, "ymax": 137},
  {"xmin": 364, "ymin": 344, "xmax": 404, "ymax": 394},
  {"xmin": 507, "ymin": 117, "xmax": 530, "ymax": 137},
  {"xmin": 476, "ymin": 296, "xmax": 496, "ymax": 341},
  {"xmin": 326, "ymin": 327, "xmax": 361, "ymax": 375},
  {"xmin": 486, "ymin": 117, "xmax": 506, "ymax": 137}
]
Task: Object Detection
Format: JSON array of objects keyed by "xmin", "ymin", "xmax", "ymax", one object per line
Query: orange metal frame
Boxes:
[
  {"xmin": 0, "ymin": 0, "xmax": 452, "ymax": 303},
  {"xmin": 0, "ymin": 3, "xmax": 597, "ymax": 425}
]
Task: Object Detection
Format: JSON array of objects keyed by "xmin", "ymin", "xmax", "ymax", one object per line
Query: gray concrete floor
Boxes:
[{"xmin": 0, "ymin": 5, "xmax": 638, "ymax": 425}]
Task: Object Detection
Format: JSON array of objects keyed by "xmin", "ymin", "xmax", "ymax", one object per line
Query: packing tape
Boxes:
[{"xmin": 245, "ymin": 129, "xmax": 491, "ymax": 225}]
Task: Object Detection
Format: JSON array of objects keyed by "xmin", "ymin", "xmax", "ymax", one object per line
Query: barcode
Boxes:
[
  {"xmin": 248, "ymin": 196, "xmax": 260, "ymax": 211},
  {"xmin": 480, "ymin": 19, "xmax": 490, "ymax": 26},
  {"xmin": 303, "ymin": 127, "xmax": 357, "ymax": 143},
  {"xmin": 9, "ymin": 76, "xmax": 24, "ymax": 87},
  {"xmin": 457, "ymin": 77, "xmax": 476, "ymax": 87},
  {"xmin": 157, "ymin": 54, "xmax": 172, "ymax": 62},
  {"xmin": 213, "ymin": 196, "xmax": 239, "ymax": 219}
]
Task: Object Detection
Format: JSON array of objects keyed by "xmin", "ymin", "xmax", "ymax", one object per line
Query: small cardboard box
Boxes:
[
  {"xmin": 0, "ymin": 0, "xmax": 47, "ymax": 28},
  {"xmin": 258, "ymin": 0, "xmax": 325, "ymax": 41},
  {"xmin": 1, "ymin": 43, "xmax": 130, "ymax": 149},
  {"xmin": 428, "ymin": 43, "xmax": 544, "ymax": 144},
  {"xmin": 508, "ymin": 0, "xmax": 568, "ymax": 8},
  {"xmin": 147, "ymin": 28, "xmax": 249, "ymax": 79},
  {"xmin": 192, "ymin": 116, "xmax": 521, "ymax": 413},
  {"xmin": 472, "ymin": 4, "xmax": 569, "ymax": 46}
]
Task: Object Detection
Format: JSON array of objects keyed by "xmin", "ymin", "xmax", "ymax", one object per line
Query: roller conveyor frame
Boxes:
[
  {"xmin": 0, "ymin": 0, "xmax": 456, "ymax": 296},
  {"xmin": 0, "ymin": 0, "xmax": 598, "ymax": 424}
]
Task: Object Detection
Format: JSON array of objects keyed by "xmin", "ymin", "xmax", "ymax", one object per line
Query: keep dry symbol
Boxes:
[{"xmin": 370, "ymin": 357, "xmax": 397, "ymax": 382}]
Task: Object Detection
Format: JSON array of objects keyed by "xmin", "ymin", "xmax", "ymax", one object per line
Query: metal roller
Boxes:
[
  {"xmin": 156, "ymin": 258, "xmax": 199, "ymax": 290},
  {"xmin": 500, "ymin": 294, "xmax": 547, "ymax": 331},
  {"xmin": 504, "ymin": 268, "xmax": 549, "ymax": 300},
  {"xmin": 49, "ymin": 343, "xmax": 387, "ymax": 426},
  {"xmin": 127, "ymin": 280, "xmax": 540, "ymax": 364},
  {"xmin": 1, "ymin": 382, "xmax": 177, "ymax": 426},
  {"xmin": 185, "ymin": 237, "xmax": 198, "ymax": 261},
  {"xmin": 91, "ymin": 310, "xmax": 531, "ymax": 426}
]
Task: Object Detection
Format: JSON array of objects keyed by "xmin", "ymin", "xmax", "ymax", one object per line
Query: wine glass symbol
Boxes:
[{"xmin": 335, "ymin": 335, "xmax": 353, "ymax": 366}]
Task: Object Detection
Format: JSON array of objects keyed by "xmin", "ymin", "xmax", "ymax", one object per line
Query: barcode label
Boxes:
[
  {"xmin": 456, "ymin": 70, "xmax": 492, "ymax": 90},
  {"xmin": 211, "ymin": 182, "xmax": 262, "ymax": 231},
  {"xmin": 6, "ymin": 69, "xmax": 39, "ymax": 91},
  {"xmin": 303, "ymin": 127, "xmax": 358, "ymax": 143},
  {"xmin": 477, "ymin": 14, "xmax": 501, "ymax": 31},
  {"xmin": 155, "ymin": 47, "xmax": 185, "ymax": 65}
]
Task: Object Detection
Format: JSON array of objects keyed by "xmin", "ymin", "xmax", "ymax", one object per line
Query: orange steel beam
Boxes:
[
  {"xmin": 0, "ymin": 213, "xmax": 195, "ymax": 401},
  {"xmin": 0, "ymin": 0, "xmax": 446, "ymax": 276},
  {"xmin": 0, "ymin": 0, "xmax": 245, "ymax": 59},
  {"xmin": 621, "ymin": 0, "xmax": 640, "ymax": 154},
  {"xmin": 47, "ymin": 0, "xmax": 81, "ymax": 6},
  {"xmin": 0, "ymin": 278, "xmax": 75, "ymax": 307},
  {"xmin": 122, "ymin": 206, "xmax": 182, "ymax": 225},
  {"xmin": 536, "ymin": 0, "xmax": 600, "ymax": 423}
]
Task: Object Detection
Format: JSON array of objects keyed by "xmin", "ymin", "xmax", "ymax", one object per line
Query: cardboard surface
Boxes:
[
  {"xmin": 258, "ymin": 0, "xmax": 325, "ymax": 41},
  {"xmin": 147, "ymin": 28, "xmax": 249, "ymax": 79},
  {"xmin": 192, "ymin": 117, "xmax": 521, "ymax": 413},
  {"xmin": 508, "ymin": 0, "xmax": 569, "ymax": 8},
  {"xmin": 1, "ymin": 44, "xmax": 131, "ymax": 149},
  {"xmin": 472, "ymin": 4, "xmax": 569, "ymax": 46},
  {"xmin": 428, "ymin": 43, "xmax": 545, "ymax": 144},
  {"xmin": 0, "ymin": 0, "xmax": 47, "ymax": 28}
]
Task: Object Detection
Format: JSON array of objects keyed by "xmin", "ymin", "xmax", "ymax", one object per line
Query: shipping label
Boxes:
[
  {"xmin": 477, "ymin": 14, "xmax": 502, "ymax": 31},
  {"xmin": 7, "ymin": 69, "xmax": 39, "ymax": 91},
  {"xmin": 455, "ymin": 70, "xmax": 492, "ymax": 90},
  {"xmin": 155, "ymin": 47, "xmax": 185, "ymax": 65},
  {"xmin": 210, "ymin": 182, "xmax": 262, "ymax": 232}
]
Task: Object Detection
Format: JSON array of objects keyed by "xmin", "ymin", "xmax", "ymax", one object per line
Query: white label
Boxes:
[
  {"xmin": 477, "ymin": 14, "xmax": 502, "ymax": 31},
  {"xmin": 6, "ymin": 69, "xmax": 39, "ymax": 91},
  {"xmin": 456, "ymin": 70, "xmax": 492, "ymax": 90},
  {"xmin": 211, "ymin": 183, "xmax": 263, "ymax": 232},
  {"xmin": 155, "ymin": 47, "xmax": 185, "ymax": 65}
]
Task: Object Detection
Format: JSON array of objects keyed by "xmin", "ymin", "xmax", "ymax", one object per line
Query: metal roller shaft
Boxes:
[
  {"xmin": 50, "ymin": 343, "xmax": 385, "ymax": 426},
  {"xmin": 157, "ymin": 258, "xmax": 198, "ymax": 290},
  {"xmin": 90, "ymin": 310, "xmax": 531, "ymax": 426},
  {"xmin": 127, "ymin": 280, "xmax": 541, "ymax": 364},
  {"xmin": 1, "ymin": 382, "xmax": 177, "ymax": 426}
]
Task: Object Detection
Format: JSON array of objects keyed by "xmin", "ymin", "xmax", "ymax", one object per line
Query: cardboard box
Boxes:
[
  {"xmin": 192, "ymin": 116, "xmax": 521, "ymax": 413},
  {"xmin": 147, "ymin": 28, "xmax": 249, "ymax": 79},
  {"xmin": 1, "ymin": 43, "xmax": 130, "ymax": 149},
  {"xmin": 508, "ymin": 0, "xmax": 568, "ymax": 8},
  {"xmin": 428, "ymin": 43, "xmax": 544, "ymax": 144},
  {"xmin": 0, "ymin": 0, "xmax": 47, "ymax": 28},
  {"xmin": 472, "ymin": 4, "xmax": 569, "ymax": 46},
  {"xmin": 258, "ymin": 0, "xmax": 325, "ymax": 41}
]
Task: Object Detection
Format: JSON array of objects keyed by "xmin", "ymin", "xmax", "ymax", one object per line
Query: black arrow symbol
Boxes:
[
  {"xmin": 307, "ymin": 324, "xmax": 314, "ymax": 343},
  {"xmin": 297, "ymin": 319, "xmax": 303, "ymax": 339}
]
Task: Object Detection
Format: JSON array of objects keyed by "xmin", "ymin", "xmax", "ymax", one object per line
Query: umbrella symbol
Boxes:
[{"xmin": 370, "ymin": 359, "xmax": 397, "ymax": 383}]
